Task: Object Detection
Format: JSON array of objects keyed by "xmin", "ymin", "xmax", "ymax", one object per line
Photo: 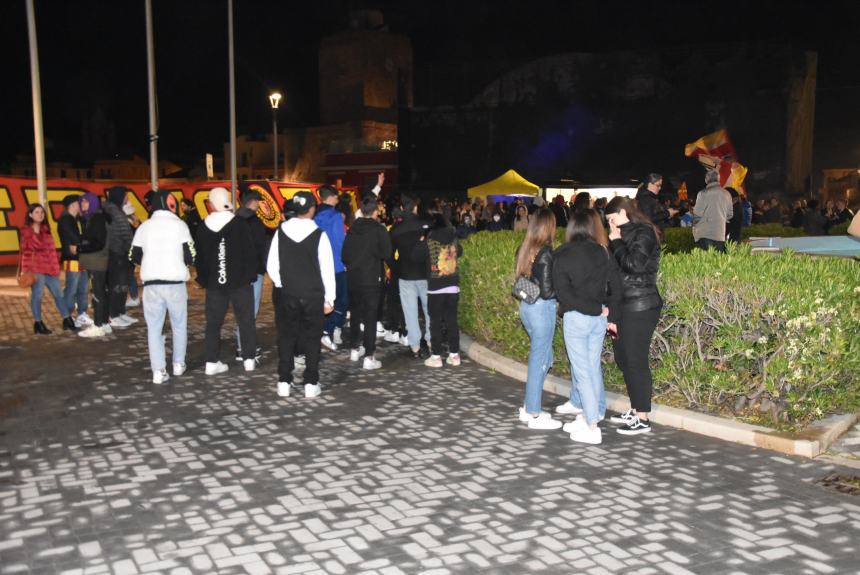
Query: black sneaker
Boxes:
[
  {"xmin": 609, "ymin": 408, "xmax": 635, "ymax": 425},
  {"xmin": 617, "ymin": 417, "xmax": 651, "ymax": 435}
]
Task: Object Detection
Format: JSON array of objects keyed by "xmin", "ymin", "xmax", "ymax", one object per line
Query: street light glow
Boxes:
[{"xmin": 269, "ymin": 92, "xmax": 282, "ymax": 109}]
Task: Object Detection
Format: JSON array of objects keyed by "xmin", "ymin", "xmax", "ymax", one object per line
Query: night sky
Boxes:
[{"xmin": 1, "ymin": 0, "xmax": 858, "ymax": 168}]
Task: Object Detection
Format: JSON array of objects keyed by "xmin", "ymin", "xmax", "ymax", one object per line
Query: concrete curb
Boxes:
[{"xmin": 460, "ymin": 334, "xmax": 860, "ymax": 458}]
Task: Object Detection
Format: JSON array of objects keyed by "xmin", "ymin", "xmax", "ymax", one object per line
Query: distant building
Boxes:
[
  {"xmin": 821, "ymin": 168, "xmax": 859, "ymax": 205},
  {"xmin": 92, "ymin": 155, "xmax": 183, "ymax": 181}
]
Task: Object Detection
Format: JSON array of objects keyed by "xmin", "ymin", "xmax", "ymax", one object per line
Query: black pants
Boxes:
[
  {"xmin": 107, "ymin": 254, "xmax": 130, "ymax": 318},
  {"xmin": 275, "ymin": 290, "xmax": 324, "ymax": 384},
  {"xmin": 89, "ymin": 270, "xmax": 109, "ymax": 326},
  {"xmin": 695, "ymin": 238, "xmax": 726, "ymax": 253},
  {"xmin": 204, "ymin": 284, "xmax": 256, "ymax": 363},
  {"xmin": 349, "ymin": 283, "xmax": 381, "ymax": 356},
  {"xmin": 612, "ymin": 306, "xmax": 660, "ymax": 413},
  {"xmin": 428, "ymin": 293, "xmax": 459, "ymax": 356},
  {"xmin": 383, "ymin": 277, "xmax": 405, "ymax": 334}
]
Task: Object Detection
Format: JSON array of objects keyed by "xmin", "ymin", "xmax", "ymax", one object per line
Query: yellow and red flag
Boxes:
[{"xmin": 685, "ymin": 129, "xmax": 748, "ymax": 191}]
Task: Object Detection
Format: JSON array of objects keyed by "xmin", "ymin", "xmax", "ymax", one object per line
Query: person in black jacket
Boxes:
[
  {"xmin": 514, "ymin": 208, "xmax": 563, "ymax": 430},
  {"xmin": 77, "ymin": 193, "xmax": 111, "ymax": 336},
  {"xmin": 58, "ymin": 195, "xmax": 92, "ymax": 328},
  {"xmin": 342, "ymin": 195, "xmax": 393, "ymax": 370},
  {"xmin": 726, "ymin": 187, "xmax": 744, "ymax": 243},
  {"xmin": 195, "ymin": 187, "xmax": 258, "ymax": 375},
  {"xmin": 552, "ymin": 209, "xmax": 622, "ymax": 446},
  {"xmin": 635, "ymin": 173, "xmax": 677, "ymax": 230},
  {"xmin": 605, "ymin": 196, "xmax": 663, "ymax": 436},
  {"xmin": 233, "ymin": 188, "xmax": 270, "ymax": 361}
]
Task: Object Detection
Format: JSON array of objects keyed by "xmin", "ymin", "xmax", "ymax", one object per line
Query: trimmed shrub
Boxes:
[
  {"xmin": 664, "ymin": 225, "xmax": 808, "ymax": 254},
  {"xmin": 460, "ymin": 231, "xmax": 860, "ymax": 430}
]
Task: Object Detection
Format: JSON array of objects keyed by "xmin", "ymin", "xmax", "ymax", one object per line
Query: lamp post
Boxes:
[{"xmin": 269, "ymin": 92, "xmax": 282, "ymax": 181}]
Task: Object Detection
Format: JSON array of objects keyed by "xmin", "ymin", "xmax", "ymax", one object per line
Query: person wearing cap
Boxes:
[
  {"xmin": 195, "ymin": 187, "xmax": 258, "ymax": 376},
  {"xmin": 103, "ymin": 186, "xmax": 138, "ymax": 328},
  {"xmin": 233, "ymin": 186, "xmax": 271, "ymax": 362},
  {"xmin": 57, "ymin": 194, "xmax": 93, "ymax": 328},
  {"xmin": 130, "ymin": 190, "xmax": 196, "ymax": 384},
  {"xmin": 266, "ymin": 191, "xmax": 336, "ymax": 399},
  {"xmin": 314, "ymin": 185, "xmax": 348, "ymax": 351}
]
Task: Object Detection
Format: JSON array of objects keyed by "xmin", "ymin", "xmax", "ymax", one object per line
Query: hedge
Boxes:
[
  {"xmin": 459, "ymin": 230, "xmax": 860, "ymax": 430},
  {"xmin": 663, "ymin": 224, "xmax": 808, "ymax": 254}
]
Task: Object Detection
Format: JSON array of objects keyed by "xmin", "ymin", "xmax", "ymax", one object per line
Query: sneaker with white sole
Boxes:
[
  {"xmin": 610, "ymin": 409, "xmax": 636, "ymax": 425},
  {"xmin": 119, "ymin": 314, "xmax": 138, "ymax": 324},
  {"xmin": 376, "ymin": 321, "xmax": 385, "ymax": 337},
  {"xmin": 277, "ymin": 381, "xmax": 292, "ymax": 397},
  {"xmin": 205, "ymin": 361, "xmax": 229, "ymax": 375},
  {"xmin": 321, "ymin": 334, "xmax": 338, "ymax": 351},
  {"xmin": 424, "ymin": 354, "xmax": 443, "ymax": 368},
  {"xmin": 109, "ymin": 316, "xmax": 132, "ymax": 328},
  {"xmin": 332, "ymin": 328, "xmax": 343, "ymax": 345},
  {"xmin": 126, "ymin": 297, "xmax": 141, "ymax": 308},
  {"xmin": 304, "ymin": 383, "xmax": 321, "ymax": 398},
  {"xmin": 383, "ymin": 330, "xmax": 400, "ymax": 343},
  {"xmin": 100, "ymin": 324, "xmax": 112, "ymax": 335},
  {"xmin": 399, "ymin": 334, "xmax": 409, "ymax": 346},
  {"xmin": 362, "ymin": 356, "xmax": 382, "ymax": 370},
  {"xmin": 76, "ymin": 312, "xmax": 94, "ymax": 327},
  {"xmin": 570, "ymin": 425, "xmax": 602, "ymax": 444},
  {"xmin": 152, "ymin": 369, "xmax": 169, "ymax": 385},
  {"xmin": 77, "ymin": 324, "xmax": 105, "ymax": 338},
  {"xmin": 349, "ymin": 346, "xmax": 366, "ymax": 362},
  {"xmin": 446, "ymin": 353, "xmax": 461, "ymax": 366},
  {"xmin": 617, "ymin": 417, "xmax": 651, "ymax": 435},
  {"xmin": 173, "ymin": 363, "xmax": 186, "ymax": 376},
  {"xmin": 243, "ymin": 358, "xmax": 256, "ymax": 372},
  {"xmin": 517, "ymin": 408, "xmax": 563, "ymax": 430},
  {"xmin": 563, "ymin": 416, "xmax": 589, "ymax": 434},
  {"xmin": 556, "ymin": 402, "xmax": 584, "ymax": 416}
]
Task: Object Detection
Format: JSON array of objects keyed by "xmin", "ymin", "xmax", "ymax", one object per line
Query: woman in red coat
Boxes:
[{"xmin": 20, "ymin": 204, "xmax": 77, "ymax": 334}]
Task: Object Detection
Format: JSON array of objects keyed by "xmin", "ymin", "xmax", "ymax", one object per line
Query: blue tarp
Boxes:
[{"xmin": 749, "ymin": 235, "xmax": 860, "ymax": 258}]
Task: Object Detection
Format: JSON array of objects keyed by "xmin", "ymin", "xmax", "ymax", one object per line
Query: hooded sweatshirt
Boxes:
[
  {"xmin": 195, "ymin": 211, "xmax": 256, "ymax": 290},
  {"xmin": 130, "ymin": 195, "xmax": 195, "ymax": 285},
  {"xmin": 341, "ymin": 216, "xmax": 392, "ymax": 288},
  {"xmin": 235, "ymin": 206, "xmax": 270, "ymax": 276},
  {"xmin": 314, "ymin": 203, "xmax": 346, "ymax": 273},
  {"xmin": 103, "ymin": 188, "xmax": 133, "ymax": 256}
]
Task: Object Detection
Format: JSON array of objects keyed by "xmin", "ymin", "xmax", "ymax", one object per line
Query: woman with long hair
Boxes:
[
  {"xmin": 20, "ymin": 204, "xmax": 77, "ymax": 334},
  {"xmin": 552, "ymin": 209, "xmax": 621, "ymax": 444},
  {"xmin": 512, "ymin": 204, "xmax": 530, "ymax": 231},
  {"xmin": 515, "ymin": 208, "xmax": 562, "ymax": 429},
  {"xmin": 604, "ymin": 196, "xmax": 663, "ymax": 435}
]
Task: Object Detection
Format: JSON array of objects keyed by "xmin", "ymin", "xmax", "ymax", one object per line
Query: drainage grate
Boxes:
[{"xmin": 815, "ymin": 473, "xmax": 860, "ymax": 496}]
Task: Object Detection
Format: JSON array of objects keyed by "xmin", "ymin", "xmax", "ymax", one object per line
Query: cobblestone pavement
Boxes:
[{"xmin": 1, "ymin": 278, "xmax": 860, "ymax": 575}]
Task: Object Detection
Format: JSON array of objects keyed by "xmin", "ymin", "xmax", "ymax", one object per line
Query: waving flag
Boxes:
[{"xmin": 685, "ymin": 129, "xmax": 748, "ymax": 191}]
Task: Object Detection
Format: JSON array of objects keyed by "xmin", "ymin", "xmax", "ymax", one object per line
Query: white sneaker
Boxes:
[
  {"xmin": 332, "ymin": 328, "xmax": 343, "ymax": 345},
  {"xmin": 363, "ymin": 356, "xmax": 382, "ymax": 370},
  {"xmin": 517, "ymin": 408, "xmax": 563, "ymax": 430},
  {"xmin": 570, "ymin": 425, "xmax": 602, "ymax": 445},
  {"xmin": 173, "ymin": 363, "xmax": 186, "ymax": 376},
  {"xmin": 77, "ymin": 324, "xmax": 104, "ymax": 338},
  {"xmin": 109, "ymin": 316, "xmax": 132, "ymax": 328},
  {"xmin": 609, "ymin": 408, "xmax": 636, "ymax": 425},
  {"xmin": 205, "ymin": 361, "xmax": 229, "ymax": 375},
  {"xmin": 349, "ymin": 346, "xmax": 366, "ymax": 362},
  {"xmin": 100, "ymin": 324, "xmax": 112, "ymax": 335},
  {"xmin": 277, "ymin": 381, "xmax": 292, "ymax": 397},
  {"xmin": 76, "ymin": 312, "xmax": 94, "ymax": 327},
  {"xmin": 556, "ymin": 402, "xmax": 584, "ymax": 416},
  {"xmin": 446, "ymin": 353, "xmax": 461, "ymax": 366},
  {"xmin": 399, "ymin": 334, "xmax": 409, "ymax": 346},
  {"xmin": 126, "ymin": 297, "xmax": 140, "ymax": 308},
  {"xmin": 119, "ymin": 314, "xmax": 138, "ymax": 324},
  {"xmin": 152, "ymin": 369, "xmax": 169, "ymax": 385},
  {"xmin": 563, "ymin": 416, "xmax": 589, "ymax": 434},
  {"xmin": 383, "ymin": 330, "xmax": 400, "ymax": 343},
  {"xmin": 424, "ymin": 354, "xmax": 443, "ymax": 368},
  {"xmin": 304, "ymin": 383, "xmax": 321, "ymax": 398},
  {"xmin": 376, "ymin": 321, "xmax": 385, "ymax": 337},
  {"xmin": 243, "ymin": 358, "xmax": 256, "ymax": 372},
  {"xmin": 321, "ymin": 335, "xmax": 338, "ymax": 351}
]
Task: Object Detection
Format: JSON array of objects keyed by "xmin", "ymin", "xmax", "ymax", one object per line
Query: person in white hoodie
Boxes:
[
  {"xmin": 267, "ymin": 191, "xmax": 336, "ymax": 399},
  {"xmin": 130, "ymin": 190, "xmax": 195, "ymax": 384}
]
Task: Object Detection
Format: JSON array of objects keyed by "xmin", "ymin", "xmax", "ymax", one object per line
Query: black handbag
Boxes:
[{"xmin": 512, "ymin": 274, "xmax": 540, "ymax": 304}]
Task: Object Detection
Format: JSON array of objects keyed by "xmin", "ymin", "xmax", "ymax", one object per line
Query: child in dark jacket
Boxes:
[{"xmin": 412, "ymin": 212, "xmax": 463, "ymax": 368}]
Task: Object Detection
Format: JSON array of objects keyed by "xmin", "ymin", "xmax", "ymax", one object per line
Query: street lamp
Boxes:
[{"xmin": 269, "ymin": 92, "xmax": 282, "ymax": 181}]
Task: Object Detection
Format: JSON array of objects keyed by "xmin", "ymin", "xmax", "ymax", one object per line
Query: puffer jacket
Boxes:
[
  {"xmin": 20, "ymin": 225, "xmax": 60, "ymax": 276},
  {"xmin": 608, "ymin": 221, "xmax": 662, "ymax": 312},
  {"xmin": 529, "ymin": 245, "xmax": 554, "ymax": 300}
]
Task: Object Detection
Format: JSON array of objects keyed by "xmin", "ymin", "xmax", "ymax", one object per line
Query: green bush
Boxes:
[
  {"xmin": 663, "ymin": 225, "xmax": 806, "ymax": 254},
  {"xmin": 460, "ymin": 231, "xmax": 860, "ymax": 430}
]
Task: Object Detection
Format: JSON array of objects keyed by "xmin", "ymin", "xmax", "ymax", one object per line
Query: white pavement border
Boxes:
[{"xmin": 460, "ymin": 333, "xmax": 860, "ymax": 458}]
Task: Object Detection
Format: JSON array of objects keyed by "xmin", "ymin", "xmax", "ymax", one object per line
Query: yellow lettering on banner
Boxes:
[
  {"xmin": 0, "ymin": 187, "xmax": 20, "ymax": 254},
  {"xmin": 126, "ymin": 193, "xmax": 148, "ymax": 222},
  {"xmin": 194, "ymin": 189, "xmax": 213, "ymax": 218},
  {"xmin": 277, "ymin": 187, "xmax": 311, "ymax": 202},
  {"xmin": 24, "ymin": 187, "xmax": 85, "ymax": 248}
]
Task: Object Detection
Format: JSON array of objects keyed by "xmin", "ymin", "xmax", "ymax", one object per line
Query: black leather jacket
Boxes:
[
  {"xmin": 530, "ymin": 245, "xmax": 555, "ymax": 300},
  {"xmin": 608, "ymin": 222, "xmax": 662, "ymax": 312}
]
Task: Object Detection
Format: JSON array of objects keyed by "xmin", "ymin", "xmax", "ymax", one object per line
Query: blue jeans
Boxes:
[
  {"xmin": 324, "ymin": 271, "xmax": 348, "ymax": 336},
  {"xmin": 399, "ymin": 279, "xmax": 430, "ymax": 349},
  {"xmin": 142, "ymin": 284, "xmax": 188, "ymax": 372},
  {"xmin": 31, "ymin": 274, "xmax": 68, "ymax": 321},
  {"xmin": 63, "ymin": 270, "xmax": 89, "ymax": 316},
  {"xmin": 235, "ymin": 274, "xmax": 264, "ymax": 351},
  {"xmin": 519, "ymin": 298, "xmax": 557, "ymax": 414},
  {"xmin": 562, "ymin": 310, "xmax": 608, "ymax": 426}
]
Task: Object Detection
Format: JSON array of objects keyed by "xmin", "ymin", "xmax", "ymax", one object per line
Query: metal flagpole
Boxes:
[
  {"xmin": 228, "ymin": 0, "xmax": 238, "ymax": 205},
  {"xmin": 145, "ymin": 0, "xmax": 159, "ymax": 191},
  {"xmin": 25, "ymin": 0, "xmax": 47, "ymax": 206}
]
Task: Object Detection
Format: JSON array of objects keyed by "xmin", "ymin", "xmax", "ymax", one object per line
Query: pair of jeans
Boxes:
[
  {"xmin": 204, "ymin": 285, "xmax": 256, "ymax": 363},
  {"xmin": 562, "ymin": 310, "xmax": 608, "ymax": 426},
  {"xmin": 275, "ymin": 290, "xmax": 324, "ymax": 384},
  {"xmin": 383, "ymin": 276, "xmax": 405, "ymax": 334},
  {"xmin": 63, "ymin": 270, "xmax": 89, "ymax": 317},
  {"xmin": 235, "ymin": 274, "xmax": 264, "ymax": 352},
  {"xmin": 519, "ymin": 298, "xmax": 557, "ymax": 414},
  {"xmin": 31, "ymin": 274, "xmax": 68, "ymax": 321},
  {"xmin": 348, "ymin": 282, "xmax": 381, "ymax": 356},
  {"xmin": 428, "ymin": 292, "xmax": 459, "ymax": 356},
  {"xmin": 142, "ymin": 284, "xmax": 188, "ymax": 372},
  {"xmin": 89, "ymin": 270, "xmax": 109, "ymax": 326},
  {"xmin": 399, "ymin": 279, "xmax": 430, "ymax": 349},
  {"xmin": 323, "ymin": 271, "xmax": 348, "ymax": 336},
  {"xmin": 695, "ymin": 238, "xmax": 726, "ymax": 253},
  {"xmin": 107, "ymin": 254, "xmax": 130, "ymax": 318},
  {"xmin": 613, "ymin": 306, "xmax": 660, "ymax": 413}
]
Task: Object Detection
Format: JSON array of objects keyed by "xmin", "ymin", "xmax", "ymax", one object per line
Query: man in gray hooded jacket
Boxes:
[{"xmin": 692, "ymin": 170, "xmax": 733, "ymax": 252}]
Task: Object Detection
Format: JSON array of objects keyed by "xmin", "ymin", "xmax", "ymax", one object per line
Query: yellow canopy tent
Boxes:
[{"xmin": 467, "ymin": 169, "xmax": 540, "ymax": 198}]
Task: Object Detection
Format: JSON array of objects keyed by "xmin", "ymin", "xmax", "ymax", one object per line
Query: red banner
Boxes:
[{"xmin": 0, "ymin": 177, "xmax": 349, "ymax": 266}]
